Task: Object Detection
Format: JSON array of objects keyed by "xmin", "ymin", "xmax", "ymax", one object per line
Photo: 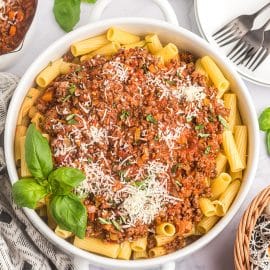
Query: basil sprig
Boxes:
[
  {"xmin": 259, "ymin": 108, "xmax": 270, "ymax": 155},
  {"xmin": 53, "ymin": 0, "xmax": 97, "ymax": 32},
  {"xmin": 12, "ymin": 124, "xmax": 87, "ymax": 238}
]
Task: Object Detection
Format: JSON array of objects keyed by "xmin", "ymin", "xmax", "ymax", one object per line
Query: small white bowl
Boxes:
[
  {"xmin": 0, "ymin": 0, "xmax": 39, "ymax": 71},
  {"xmin": 4, "ymin": 0, "xmax": 260, "ymax": 269}
]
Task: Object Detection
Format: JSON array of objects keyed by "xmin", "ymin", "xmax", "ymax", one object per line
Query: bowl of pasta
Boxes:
[{"xmin": 4, "ymin": 0, "xmax": 259, "ymax": 269}]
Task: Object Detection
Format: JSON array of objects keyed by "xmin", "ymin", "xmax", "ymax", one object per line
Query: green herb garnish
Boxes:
[
  {"xmin": 12, "ymin": 124, "xmax": 87, "ymax": 238},
  {"xmin": 68, "ymin": 83, "xmax": 76, "ymax": 95},
  {"xmin": 218, "ymin": 115, "xmax": 228, "ymax": 128},
  {"xmin": 175, "ymin": 180, "xmax": 182, "ymax": 188},
  {"xmin": 98, "ymin": 217, "xmax": 111, "ymax": 225},
  {"xmin": 53, "ymin": 0, "xmax": 97, "ymax": 32},
  {"xmin": 204, "ymin": 146, "xmax": 211, "ymax": 155},
  {"xmin": 142, "ymin": 64, "xmax": 148, "ymax": 74},
  {"xmin": 195, "ymin": 124, "xmax": 204, "ymax": 130},
  {"xmin": 112, "ymin": 220, "xmax": 122, "ymax": 231},
  {"xmin": 171, "ymin": 163, "xmax": 181, "ymax": 173},
  {"xmin": 120, "ymin": 110, "xmax": 130, "ymax": 120},
  {"xmin": 164, "ymin": 79, "xmax": 177, "ymax": 86},
  {"xmin": 198, "ymin": 133, "xmax": 210, "ymax": 138},
  {"xmin": 146, "ymin": 114, "xmax": 157, "ymax": 124},
  {"xmin": 259, "ymin": 108, "xmax": 270, "ymax": 131}
]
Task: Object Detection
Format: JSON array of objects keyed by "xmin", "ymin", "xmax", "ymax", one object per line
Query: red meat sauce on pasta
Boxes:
[
  {"xmin": 0, "ymin": 0, "xmax": 37, "ymax": 55},
  {"xmin": 36, "ymin": 48, "xmax": 228, "ymax": 250}
]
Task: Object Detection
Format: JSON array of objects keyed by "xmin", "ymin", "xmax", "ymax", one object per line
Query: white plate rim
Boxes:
[{"xmin": 194, "ymin": 0, "xmax": 270, "ymax": 87}]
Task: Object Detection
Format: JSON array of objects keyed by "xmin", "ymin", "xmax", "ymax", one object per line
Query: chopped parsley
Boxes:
[
  {"xmin": 142, "ymin": 64, "xmax": 148, "ymax": 74},
  {"xmin": 195, "ymin": 124, "xmax": 204, "ymax": 130},
  {"xmin": 171, "ymin": 163, "xmax": 181, "ymax": 173},
  {"xmin": 112, "ymin": 220, "xmax": 122, "ymax": 231},
  {"xmin": 154, "ymin": 134, "xmax": 160, "ymax": 141},
  {"xmin": 164, "ymin": 79, "xmax": 177, "ymax": 86},
  {"xmin": 120, "ymin": 110, "xmax": 130, "ymax": 120},
  {"xmin": 97, "ymin": 217, "xmax": 111, "ymax": 225},
  {"xmin": 146, "ymin": 114, "xmax": 157, "ymax": 124},
  {"xmin": 66, "ymin": 114, "xmax": 77, "ymax": 125},
  {"xmin": 198, "ymin": 133, "xmax": 210, "ymax": 138},
  {"xmin": 175, "ymin": 180, "xmax": 182, "ymax": 188},
  {"xmin": 204, "ymin": 146, "xmax": 211, "ymax": 154},
  {"xmin": 218, "ymin": 115, "xmax": 228, "ymax": 128}
]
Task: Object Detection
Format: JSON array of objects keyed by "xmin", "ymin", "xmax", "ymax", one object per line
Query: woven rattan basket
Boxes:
[{"xmin": 234, "ymin": 187, "xmax": 270, "ymax": 270}]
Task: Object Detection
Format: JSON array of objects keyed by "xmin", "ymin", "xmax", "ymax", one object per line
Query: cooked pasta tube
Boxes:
[
  {"xmin": 28, "ymin": 106, "xmax": 38, "ymax": 119},
  {"xmin": 222, "ymin": 130, "xmax": 244, "ymax": 172},
  {"xmin": 133, "ymin": 251, "xmax": 148, "ymax": 260},
  {"xmin": 201, "ymin": 56, "xmax": 230, "ymax": 98},
  {"xmin": 156, "ymin": 222, "xmax": 176, "ymax": 236},
  {"xmin": 155, "ymin": 235, "xmax": 175, "ymax": 247},
  {"xmin": 36, "ymin": 59, "xmax": 63, "ymax": 88},
  {"xmin": 183, "ymin": 226, "xmax": 196, "ymax": 238},
  {"xmin": 130, "ymin": 237, "xmax": 147, "ymax": 252},
  {"xmin": 15, "ymin": 125, "xmax": 27, "ymax": 164},
  {"xmin": 199, "ymin": 198, "xmax": 216, "ymax": 217},
  {"xmin": 19, "ymin": 136, "xmax": 31, "ymax": 177},
  {"xmin": 31, "ymin": 112, "xmax": 44, "ymax": 131},
  {"xmin": 230, "ymin": 170, "xmax": 242, "ymax": 181},
  {"xmin": 117, "ymin": 241, "xmax": 132, "ymax": 260},
  {"xmin": 215, "ymin": 152, "xmax": 227, "ymax": 175},
  {"xmin": 196, "ymin": 216, "xmax": 220, "ymax": 234},
  {"xmin": 149, "ymin": 247, "xmax": 166, "ymax": 258},
  {"xmin": 107, "ymin": 27, "xmax": 140, "ymax": 44},
  {"xmin": 71, "ymin": 34, "xmax": 109, "ymax": 56},
  {"xmin": 195, "ymin": 59, "xmax": 210, "ymax": 85},
  {"xmin": 155, "ymin": 43, "xmax": 179, "ymax": 64},
  {"xmin": 81, "ymin": 42, "xmax": 121, "ymax": 61},
  {"xmin": 74, "ymin": 237, "xmax": 120, "ymax": 258},
  {"xmin": 234, "ymin": 125, "xmax": 247, "ymax": 168},
  {"xmin": 59, "ymin": 61, "xmax": 78, "ymax": 74},
  {"xmin": 145, "ymin": 34, "xmax": 163, "ymax": 54},
  {"xmin": 224, "ymin": 93, "xmax": 237, "ymax": 131},
  {"xmin": 235, "ymin": 108, "xmax": 242, "ymax": 125},
  {"xmin": 122, "ymin": 40, "xmax": 148, "ymax": 50},
  {"xmin": 214, "ymin": 180, "xmax": 241, "ymax": 217},
  {"xmin": 17, "ymin": 88, "xmax": 42, "ymax": 125},
  {"xmin": 211, "ymin": 172, "xmax": 232, "ymax": 200},
  {"xmin": 55, "ymin": 226, "xmax": 73, "ymax": 239}
]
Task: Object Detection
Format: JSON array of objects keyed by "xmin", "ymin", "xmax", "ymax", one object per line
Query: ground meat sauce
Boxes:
[
  {"xmin": 36, "ymin": 48, "xmax": 228, "ymax": 253},
  {"xmin": 0, "ymin": 0, "xmax": 37, "ymax": 55}
]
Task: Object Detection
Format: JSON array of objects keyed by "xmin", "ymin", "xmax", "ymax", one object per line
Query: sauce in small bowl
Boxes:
[{"xmin": 0, "ymin": 0, "xmax": 37, "ymax": 56}]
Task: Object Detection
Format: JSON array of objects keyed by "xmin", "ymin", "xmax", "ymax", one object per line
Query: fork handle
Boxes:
[
  {"xmin": 253, "ymin": 2, "xmax": 270, "ymax": 17},
  {"xmin": 261, "ymin": 18, "xmax": 270, "ymax": 31}
]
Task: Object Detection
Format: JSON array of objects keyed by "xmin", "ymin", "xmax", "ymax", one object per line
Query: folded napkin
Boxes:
[{"xmin": 0, "ymin": 73, "xmax": 75, "ymax": 270}]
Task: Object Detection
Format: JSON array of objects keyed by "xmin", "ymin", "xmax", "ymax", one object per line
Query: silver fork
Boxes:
[
  {"xmin": 213, "ymin": 2, "xmax": 270, "ymax": 47},
  {"xmin": 244, "ymin": 30, "xmax": 270, "ymax": 71},
  {"xmin": 227, "ymin": 19, "xmax": 270, "ymax": 65}
]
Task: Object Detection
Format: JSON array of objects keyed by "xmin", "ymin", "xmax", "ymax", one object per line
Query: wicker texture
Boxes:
[{"xmin": 234, "ymin": 187, "xmax": 270, "ymax": 270}]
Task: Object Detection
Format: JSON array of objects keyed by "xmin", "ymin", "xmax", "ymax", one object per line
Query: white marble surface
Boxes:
[{"xmin": 5, "ymin": 0, "xmax": 270, "ymax": 269}]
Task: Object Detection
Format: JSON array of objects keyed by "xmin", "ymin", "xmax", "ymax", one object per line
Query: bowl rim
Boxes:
[{"xmin": 4, "ymin": 17, "xmax": 260, "ymax": 268}]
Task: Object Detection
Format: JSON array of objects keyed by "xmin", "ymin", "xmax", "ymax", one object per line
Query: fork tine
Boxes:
[
  {"xmin": 213, "ymin": 22, "xmax": 233, "ymax": 37},
  {"xmin": 219, "ymin": 36, "xmax": 240, "ymax": 47},
  {"xmin": 245, "ymin": 48, "xmax": 263, "ymax": 67},
  {"xmin": 251, "ymin": 49, "xmax": 268, "ymax": 71},
  {"xmin": 237, "ymin": 46, "xmax": 256, "ymax": 65},
  {"xmin": 227, "ymin": 41, "xmax": 245, "ymax": 58},
  {"xmin": 214, "ymin": 26, "xmax": 235, "ymax": 41},
  {"xmin": 215, "ymin": 29, "xmax": 237, "ymax": 44},
  {"xmin": 234, "ymin": 45, "xmax": 251, "ymax": 63}
]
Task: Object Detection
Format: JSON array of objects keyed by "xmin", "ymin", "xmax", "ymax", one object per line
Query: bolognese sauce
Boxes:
[
  {"xmin": 36, "ymin": 48, "xmax": 228, "ymax": 251},
  {"xmin": 0, "ymin": 0, "xmax": 37, "ymax": 55}
]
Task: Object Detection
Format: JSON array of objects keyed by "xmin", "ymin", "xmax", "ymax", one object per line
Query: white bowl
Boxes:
[
  {"xmin": 4, "ymin": 3, "xmax": 259, "ymax": 270},
  {"xmin": 0, "ymin": 0, "xmax": 39, "ymax": 70}
]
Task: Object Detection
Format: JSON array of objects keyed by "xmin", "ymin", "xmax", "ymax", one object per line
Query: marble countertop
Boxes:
[{"xmin": 6, "ymin": 0, "xmax": 270, "ymax": 269}]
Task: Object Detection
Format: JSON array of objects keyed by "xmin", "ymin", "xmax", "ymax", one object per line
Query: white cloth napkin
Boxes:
[{"xmin": 0, "ymin": 73, "xmax": 75, "ymax": 270}]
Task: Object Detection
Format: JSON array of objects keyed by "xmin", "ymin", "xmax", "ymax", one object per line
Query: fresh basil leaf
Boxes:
[
  {"xmin": 82, "ymin": 0, "xmax": 97, "ymax": 3},
  {"xmin": 50, "ymin": 194, "xmax": 87, "ymax": 238},
  {"xmin": 12, "ymin": 179, "xmax": 48, "ymax": 209},
  {"xmin": 266, "ymin": 130, "xmax": 270, "ymax": 155},
  {"xmin": 53, "ymin": 0, "xmax": 81, "ymax": 32},
  {"xmin": 25, "ymin": 124, "xmax": 53, "ymax": 180},
  {"xmin": 48, "ymin": 167, "xmax": 85, "ymax": 194},
  {"xmin": 217, "ymin": 115, "xmax": 228, "ymax": 129},
  {"xmin": 259, "ymin": 108, "xmax": 270, "ymax": 131}
]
